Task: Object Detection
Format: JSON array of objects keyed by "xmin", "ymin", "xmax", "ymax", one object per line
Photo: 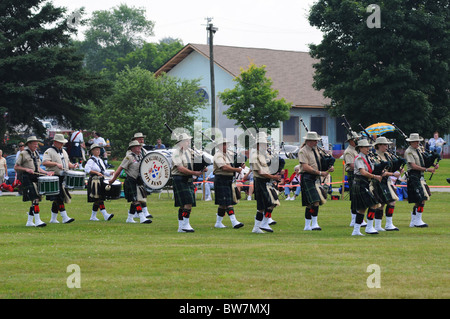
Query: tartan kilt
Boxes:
[
  {"xmin": 300, "ymin": 173, "xmax": 321, "ymax": 206},
  {"xmin": 372, "ymin": 177, "xmax": 398, "ymax": 204},
  {"xmin": 46, "ymin": 175, "xmax": 71, "ymax": 204},
  {"xmin": 351, "ymin": 176, "xmax": 378, "ymax": 211},
  {"xmin": 173, "ymin": 175, "xmax": 196, "ymax": 207},
  {"xmin": 347, "ymin": 171, "xmax": 355, "ymax": 210},
  {"xmin": 214, "ymin": 174, "xmax": 236, "ymax": 206},
  {"xmin": 124, "ymin": 177, "xmax": 147, "ymax": 203},
  {"xmin": 87, "ymin": 175, "xmax": 105, "ymax": 202},
  {"xmin": 407, "ymin": 171, "xmax": 430, "ymax": 204},
  {"xmin": 21, "ymin": 173, "xmax": 41, "ymax": 202},
  {"xmin": 254, "ymin": 177, "xmax": 274, "ymax": 211}
]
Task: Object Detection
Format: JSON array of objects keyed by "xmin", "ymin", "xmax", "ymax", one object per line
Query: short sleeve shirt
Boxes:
[
  {"xmin": 171, "ymin": 147, "xmax": 193, "ymax": 176},
  {"xmin": 16, "ymin": 148, "xmax": 41, "ymax": 172},
  {"xmin": 213, "ymin": 149, "xmax": 234, "ymax": 176},
  {"xmin": 298, "ymin": 144, "xmax": 320, "ymax": 173},
  {"xmin": 343, "ymin": 145, "xmax": 358, "ymax": 172},
  {"xmin": 354, "ymin": 153, "xmax": 374, "ymax": 176},
  {"xmin": 43, "ymin": 147, "xmax": 70, "ymax": 176},
  {"xmin": 250, "ymin": 149, "xmax": 270, "ymax": 178},
  {"xmin": 405, "ymin": 146, "xmax": 423, "ymax": 172},
  {"xmin": 120, "ymin": 152, "xmax": 143, "ymax": 179}
]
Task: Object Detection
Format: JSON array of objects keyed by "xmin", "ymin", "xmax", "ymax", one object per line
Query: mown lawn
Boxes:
[{"xmin": 0, "ymin": 188, "xmax": 448, "ymax": 299}]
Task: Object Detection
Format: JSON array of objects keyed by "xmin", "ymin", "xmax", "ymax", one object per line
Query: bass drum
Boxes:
[{"xmin": 139, "ymin": 151, "xmax": 172, "ymax": 191}]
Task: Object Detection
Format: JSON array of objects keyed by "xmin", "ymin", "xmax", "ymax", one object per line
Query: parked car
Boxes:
[{"xmin": 5, "ymin": 154, "xmax": 45, "ymax": 186}]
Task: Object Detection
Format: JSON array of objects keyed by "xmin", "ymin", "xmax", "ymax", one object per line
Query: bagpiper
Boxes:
[
  {"xmin": 404, "ymin": 133, "xmax": 438, "ymax": 227},
  {"xmin": 250, "ymin": 132, "xmax": 281, "ymax": 233},
  {"xmin": 212, "ymin": 138, "xmax": 244, "ymax": 229},
  {"xmin": 351, "ymin": 139, "xmax": 382, "ymax": 236},
  {"xmin": 298, "ymin": 131, "xmax": 334, "ymax": 231}
]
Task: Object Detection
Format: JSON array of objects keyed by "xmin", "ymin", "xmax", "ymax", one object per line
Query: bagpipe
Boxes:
[
  {"xmin": 198, "ymin": 130, "xmax": 246, "ymax": 168},
  {"xmin": 300, "ymin": 118, "xmax": 335, "ymax": 170},
  {"xmin": 164, "ymin": 123, "xmax": 212, "ymax": 172},
  {"xmin": 341, "ymin": 115, "xmax": 392, "ymax": 175},
  {"xmin": 241, "ymin": 121, "xmax": 285, "ymax": 174},
  {"xmin": 392, "ymin": 123, "xmax": 441, "ymax": 179}
]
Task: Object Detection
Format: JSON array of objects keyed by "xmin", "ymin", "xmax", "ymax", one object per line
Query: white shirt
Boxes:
[
  {"xmin": 93, "ymin": 137, "xmax": 106, "ymax": 146},
  {"xmin": 84, "ymin": 156, "xmax": 110, "ymax": 176},
  {"xmin": 70, "ymin": 131, "xmax": 84, "ymax": 145}
]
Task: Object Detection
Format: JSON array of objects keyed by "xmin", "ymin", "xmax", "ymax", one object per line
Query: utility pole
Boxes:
[{"xmin": 206, "ymin": 21, "xmax": 218, "ymax": 133}]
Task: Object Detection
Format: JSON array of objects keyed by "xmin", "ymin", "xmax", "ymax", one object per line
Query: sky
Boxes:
[{"xmin": 52, "ymin": 0, "xmax": 323, "ymax": 52}]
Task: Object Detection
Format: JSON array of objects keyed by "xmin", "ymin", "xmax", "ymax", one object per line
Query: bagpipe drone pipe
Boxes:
[{"xmin": 164, "ymin": 123, "xmax": 212, "ymax": 172}]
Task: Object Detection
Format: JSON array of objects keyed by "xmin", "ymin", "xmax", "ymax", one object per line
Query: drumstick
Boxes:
[{"xmin": 33, "ymin": 172, "xmax": 48, "ymax": 176}]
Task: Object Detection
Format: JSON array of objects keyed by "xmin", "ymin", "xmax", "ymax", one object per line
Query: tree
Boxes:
[
  {"xmin": 308, "ymin": 0, "xmax": 450, "ymax": 138},
  {"xmin": 90, "ymin": 67, "xmax": 206, "ymax": 156},
  {"xmin": 219, "ymin": 63, "xmax": 292, "ymax": 133},
  {"xmin": 77, "ymin": 4, "xmax": 155, "ymax": 72},
  {"xmin": 0, "ymin": 0, "xmax": 110, "ymax": 142},
  {"xmin": 102, "ymin": 38, "xmax": 184, "ymax": 78}
]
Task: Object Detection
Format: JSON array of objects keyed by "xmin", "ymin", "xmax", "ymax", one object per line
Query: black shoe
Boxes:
[{"xmin": 107, "ymin": 214, "xmax": 114, "ymax": 221}]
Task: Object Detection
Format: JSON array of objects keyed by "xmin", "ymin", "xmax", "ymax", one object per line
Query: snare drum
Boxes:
[
  {"xmin": 65, "ymin": 170, "xmax": 86, "ymax": 190},
  {"xmin": 38, "ymin": 176, "xmax": 60, "ymax": 195},
  {"xmin": 103, "ymin": 180, "xmax": 122, "ymax": 200}
]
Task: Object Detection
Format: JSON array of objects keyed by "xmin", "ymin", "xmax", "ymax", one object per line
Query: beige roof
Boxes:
[{"xmin": 155, "ymin": 43, "xmax": 330, "ymax": 108}]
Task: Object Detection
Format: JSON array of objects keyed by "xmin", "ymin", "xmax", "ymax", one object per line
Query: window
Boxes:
[
  {"xmin": 283, "ymin": 116, "xmax": 299, "ymax": 143},
  {"xmin": 310, "ymin": 116, "xmax": 326, "ymax": 135}
]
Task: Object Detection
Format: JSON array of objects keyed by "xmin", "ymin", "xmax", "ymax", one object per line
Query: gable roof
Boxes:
[{"xmin": 155, "ymin": 43, "xmax": 330, "ymax": 108}]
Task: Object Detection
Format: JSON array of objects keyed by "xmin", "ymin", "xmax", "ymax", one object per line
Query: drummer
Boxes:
[
  {"xmin": 129, "ymin": 132, "xmax": 152, "ymax": 219},
  {"xmin": 109, "ymin": 140, "xmax": 152, "ymax": 224},
  {"xmin": 42, "ymin": 134, "xmax": 78, "ymax": 224},
  {"xmin": 84, "ymin": 144, "xmax": 114, "ymax": 221},
  {"xmin": 14, "ymin": 136, "xmax": 54, "ymax": 227}
]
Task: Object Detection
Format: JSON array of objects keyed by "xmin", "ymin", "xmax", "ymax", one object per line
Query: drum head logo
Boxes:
[{"xmin": 140, "ymin": 152, "xmax": 171, "ymax": 190}]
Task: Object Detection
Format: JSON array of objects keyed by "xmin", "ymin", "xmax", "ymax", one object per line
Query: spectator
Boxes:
[
  {"xmin": 14, "ymin": 142, "xmax": 25, "ymax": 194},
  {"xmin": 203, "ymin": 169, "xmax": 215, "ymax": 201},
  {"xmin": 0, "ymin": 150, "xmax": 7, "ymax": 194},
  {"xmin": 155, "ymin": 138, "xmax": 166, "ymax": 149},
  {"xmin": 237, "ymin": 165, "xmax": 254, "ymax": 200},
  {"xmin": 69, "ymin": 128, "xmax": 86, "ymax": 166},
  {"xmin": 428, "ymin": 131, "xmax": 446, "ymax": 155},
  {"xmin": 285, "ymin": 165, "xmax": 301, "ymax": 200}
]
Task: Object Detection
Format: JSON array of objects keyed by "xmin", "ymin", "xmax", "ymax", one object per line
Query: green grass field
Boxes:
[{"xmin": 0, "ymin": 185, "xmax": 449, "ymax": 299}]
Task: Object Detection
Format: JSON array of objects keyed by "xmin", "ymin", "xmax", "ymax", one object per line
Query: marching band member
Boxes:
[
  {"xmin": 129, "ymin": 132, "xmax": 152, "ymax": 219},
  {"xmin": 372, "ymin": 137, "xmax": 402, "ymax": 231},
  {"xmin": 298, "ymin": 131, "xmax": 334, "ymax": 231},
  {"xmin": 42, "ymin": 134, "xmax": 77, "ymax": 224},
  {"xmin": 84, "ymin": 144, "xmax": 114, "ymax": 221},
  {"xmin": 171, "ymin": 133, "xmax": 205, "ymax": 232},
  {"xmin": 351, "ymin": 139, "xmax": 382, "ymax": 236},
  {"xmin": 404, "ymin": 133, "xmax": 438, "ymax": 228},
  {"xmin": 250, "ymin": 132, "xmax": 281, "ymax": 233},
  {"xmin": 212, "ymin": 138, "xmax": 244, "ymax": 229},
  {"xmin": 343, "ymin": 132, "xmax": 367, "ymax": 227},
  {"xmin": 109, "ymin": 140, "xmax": 151, "ymax": 224},
  {"xmin": 15, "ymin": 136, "xmax": 53, "ymax": 227}
]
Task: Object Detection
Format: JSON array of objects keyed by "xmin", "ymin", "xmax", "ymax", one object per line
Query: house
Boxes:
[{"xmin": 155, "ymin": 43, "xmax": 347, "ymax": 149}]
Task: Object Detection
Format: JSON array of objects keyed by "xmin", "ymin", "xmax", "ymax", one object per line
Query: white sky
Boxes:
[{"xmin": 52, "ymin": 0, "xmax": 323, "ymax": 52}]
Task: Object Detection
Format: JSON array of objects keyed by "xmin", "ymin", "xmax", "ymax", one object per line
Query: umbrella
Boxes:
[{"xmin": 364, "ymin": 123, "xmax": 395, "ymax": 136}]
